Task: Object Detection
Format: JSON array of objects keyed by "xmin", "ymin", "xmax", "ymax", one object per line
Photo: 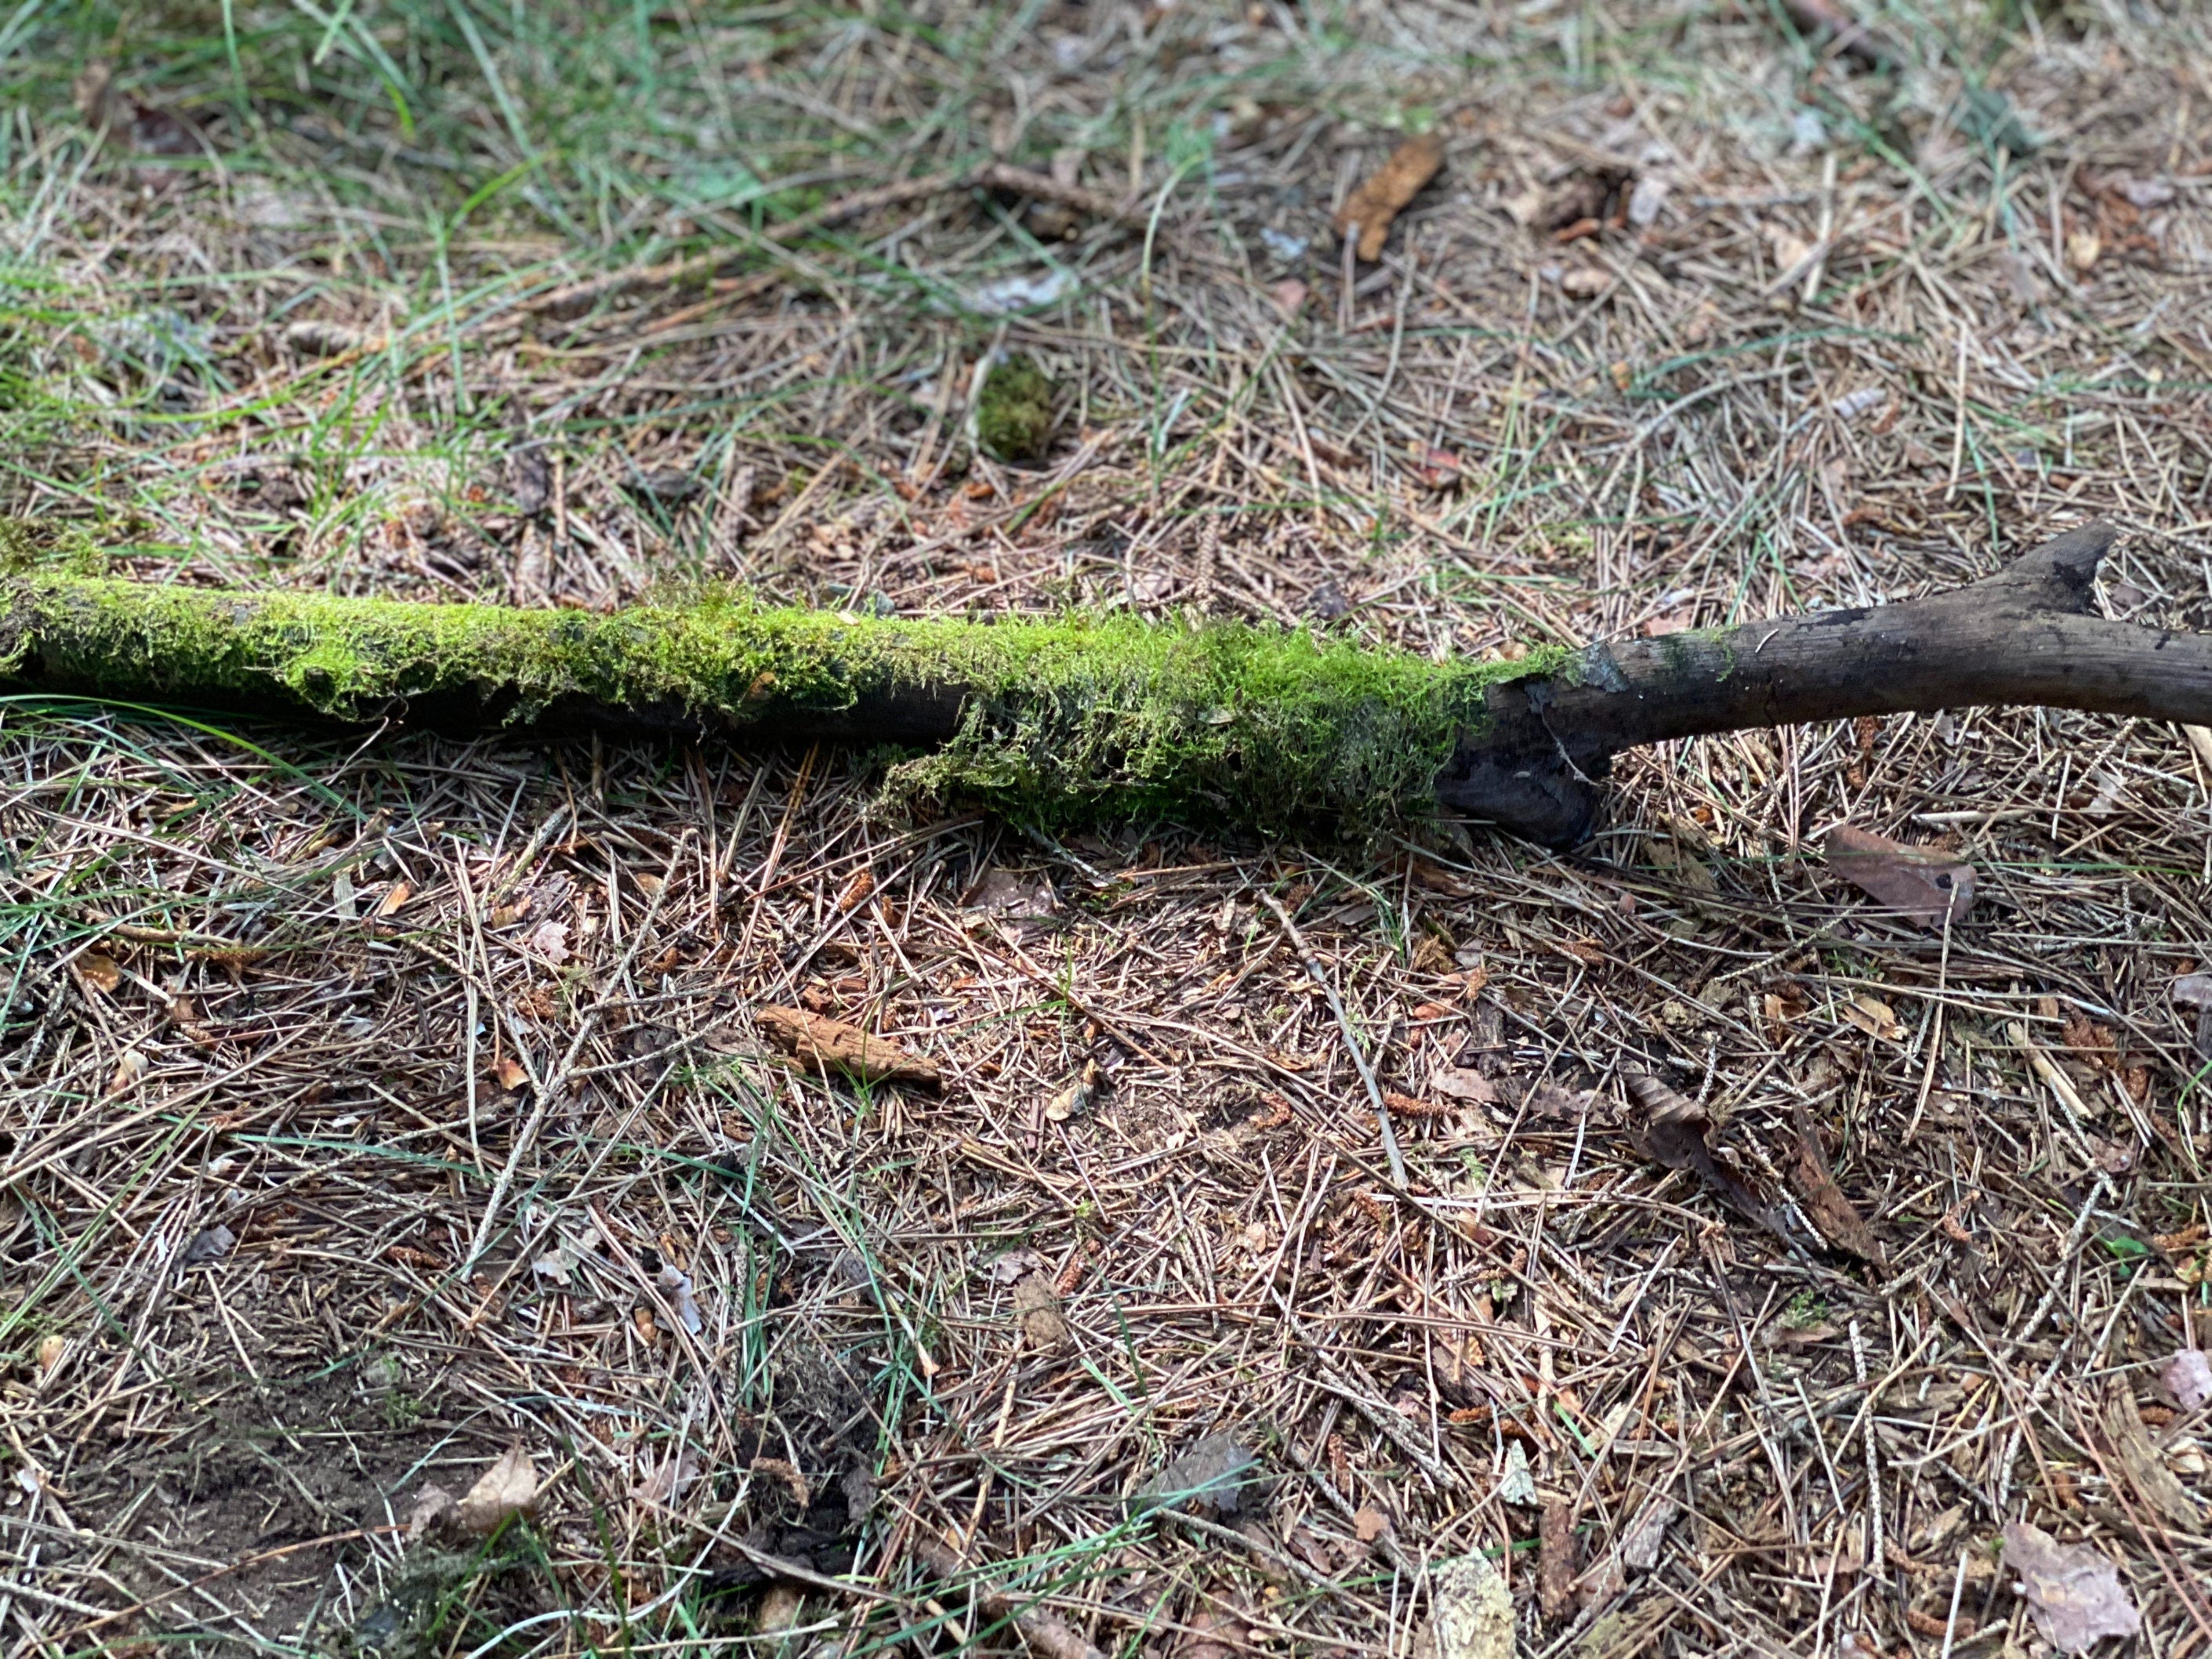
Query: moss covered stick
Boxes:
[{"xmin": 0, "ymin": 571, "xmax": 1547, "ymax": 831}]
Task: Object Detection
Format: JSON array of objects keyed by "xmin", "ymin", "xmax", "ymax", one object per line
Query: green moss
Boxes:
[
  {"xmin": 974, "ymin": 355, "xmax": 1055, "ymax": 462},
  {"xmin": 0, "ymin": 573, "xmax": 1561, "ymax": 832}
]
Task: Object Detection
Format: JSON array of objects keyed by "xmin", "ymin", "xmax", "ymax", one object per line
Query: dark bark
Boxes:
[{"xmin": 1439, "ymin": 522, "xmax": 2212, "ymax": 842}]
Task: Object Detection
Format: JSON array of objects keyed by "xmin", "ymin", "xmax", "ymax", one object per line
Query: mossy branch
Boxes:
[
  {"xmin": 4, "ymin": 521, "xmax": 2203, "ymax": 843},
  {"xmin": 0, "ymin": 568, "xmax": 1555, "ymax": 831}
]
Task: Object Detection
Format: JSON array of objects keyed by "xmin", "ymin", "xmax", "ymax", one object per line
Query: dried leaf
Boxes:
[
  {"xmin": 1011, "ymin": 1271, "xmax": 1070, "ymax": 1350},
  {"xmin": 1840, "ymin": 994, "xmax": 1906, "ymax": 1042},
  {"xmin": 755, "ymin": 1005, "xmax": 942, "ymax": 1085},
  {"xmin": 657, "ymin": 1264, "xmax": 703, "ymax": 1335},
  {"xmin": 405, "ymin": 1482, "xmax": 455, "ymax": 1541},
  {"xmin": 97, "ymin": 1041, "xmax": 148, "ymax": 1097},
  {"xmin": 1785, "ymin": 1110, "xmax": 1883, "ymax": 1262},
  {"xmin": 373, "ymin": 881, "xmax": 410, "ymax": 918},
  {"xmin": 1825, "ymin": 824, "xmax": 1974, "ymax": 928},
  {"xmin": 990, "ymin": 1248, "xmax": 1050, "ymax": 1284},
  {"xmin": 1417, "ymin": 1553, "xmax": 1514, "ymax": 1659},
  {"xmin": 1046, "ymin": 1059, "xmax": 1099, "ymax": 1123},
  {"xmin": 76, "ymin": 953, "xmax": 121, "ymax": 994},
  {"xmin": 1354, "ymin": 1505, "xmax": 1390, "ymax": 1543},
  {"xmin": 960, "ymin": 868, "xmax": 1056, "ymax": 918},
  {"xmin": 1429, "ymin": 1066, "xmax": 1496, "ymax": 1105},
  {"xmin": 2000, "ymin": 1520, "xmax": 2140, "ymax": 1652},
  {"xmin": 1132, "ymin": 1433, "xmax": 1260, "ymax": 1519},
  {"xmin": 1334, "ymin": 132, "xmax": 1445, "ymax": 262},
  {"xmin": 1623, "ymin": 1070, "xmax": 1798, "ymax": 1248},
  {"xmin": 455, "ymin": 1445, "xmax": 538, "ymax": 1534},
  {"xmin": 527, "ymin": 919, "xmax": 571, "ymax": 964},
  {"xmin": 181, "ymin": 1223, "xmax": 236, "ymax": 1265},
  {"xmin": 1496, "ymin": 1442, "xmax": 1536, "ymax": 1506},
  {"xmin": 2163, "ymin": 1348, "xmax": 2212, "ymax": 1411}
]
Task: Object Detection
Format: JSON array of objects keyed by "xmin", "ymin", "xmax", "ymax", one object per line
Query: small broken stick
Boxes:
[
  {"xmin": 754, "ymin": 1005, "xmax": 942, "ymax": 1086},
  {"xmin": 1785, "ymin": 1107, "xmax": 1884, "ymax": 1262},
  {"xmin": 1334, "ymin": 133, "xmax": 1445, "ymax": 262}
]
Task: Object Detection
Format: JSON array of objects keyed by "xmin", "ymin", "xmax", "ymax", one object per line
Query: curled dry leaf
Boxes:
[
  {"xmin": 1825, "ymin": 824, "xmax": 1974, "ymax": 928},
  {"xmin": 1334, "ymin": 132, "xmax": 1445, "ymax": 261},
  {"xmin": 2164, "ymin": 1347, "xmax": 2212, "ymax": 1411},
  {"xmin": 1784, "ymin": 1108, "xmax": 1883, "ymax": 1262},
  {"xmin": 755, "ymin": 1005, "xmax": 942, "ymax": 1086},
  {"xmin": 2000, "ymin": 1520, "xmax": 2140, "ymax": 1653},
  {"xmin": 377, "ymin": 881, "xmax": 411, "ymax": 918},
  {"xmin": 455, "ymin": 1444, "xmax": 538, "ymax": 1534},
  {"xmin": 1623, "ymin": 1070, "xmax": 1798, "ymax": 1249},
  {"xmin": 1046, "ymin": 1058, "xmax": 1099, "ymax": 1122},
  {"xmin": 1416, "ymin": 1553, "xmax": 1514, "ymax": 1659}
]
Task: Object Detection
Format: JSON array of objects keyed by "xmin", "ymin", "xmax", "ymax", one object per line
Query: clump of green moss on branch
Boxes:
[{"xmin": 0, "ymin": 570, "xmax": 1560, "ymax": 831}]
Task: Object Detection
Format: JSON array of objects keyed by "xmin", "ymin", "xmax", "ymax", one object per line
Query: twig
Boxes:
[{"xmin": 1259, "ymin": 889, "xmax": 1408, "ymax": 1188}]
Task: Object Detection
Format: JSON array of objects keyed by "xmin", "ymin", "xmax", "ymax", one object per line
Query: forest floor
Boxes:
[{"xmin": 3, "ymin": 2, "xmax": 2210, "ymax": 1657}]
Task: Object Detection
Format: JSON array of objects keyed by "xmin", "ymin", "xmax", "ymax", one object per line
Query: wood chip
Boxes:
[
  {"xmin": 1334, "ymin": 133, "xmax": 1445, "ymax": 261},
  {"xmin": 755, "ymin": 1005, "xmax": 943, "ymax": 1085},
  {"xmin": 1785, "ymin": 1108, "xmax": 1883, "ymax": 1262}
]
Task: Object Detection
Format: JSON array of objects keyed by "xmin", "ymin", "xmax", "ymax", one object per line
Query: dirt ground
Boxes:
[{"xmin": 4, "ymin": 2, "xmax": 2211, "ymax": 1657}]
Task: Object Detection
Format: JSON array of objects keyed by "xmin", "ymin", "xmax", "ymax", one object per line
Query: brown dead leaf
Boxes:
[
  {"xmin": 1785, "ymin": 1109, "xmax": 1883, "ymax": 1262},
  {"xmin": 1334, "ymin": 132, "xmax": 1445, "ymax": 261},
  {"xmin": 2000, "ymin": 1521, "xmax": 2139, "ymax": 1652},
  {"xmin": 1354, "ymin": 1505, "xmax": 1391, "ymax": 1543},
  {"xmin": 1623, "ymin": 1070, "xmax": 1798, "ymax": 1248},
  {"xmin": 1840, "ymin": 994, "xmax": 1906, "ymax": 1042},
  {"xmin": 756, "ymin": 1005, "xmax": 942, "ymax": 1086},
  {"xmin": 1825, "ymin": 824, "xmax": 1974, "ymax": 928},
  {"xmin": 1010, "ymin": 1271, "xmax": 1070, "ymax": 1350},
  {"xmin": 1176, "ymin": 1607, "xmax": 1249, "ymax": 1659},
  {"xmin": 454, "ymin": 1445, "xmax": 538, "ymax": 1534},
  {"xmin": 107, "ymin": 1049, "xmax": 147, "ymax": 1096},
  {"xmin": 1429, "ymin": 1066, "xmax": 1496, "ymax": 1106},
  {"xmin": 377, "ymin": 882, "xmax": 412, "ymax": 918},
  {"xmin": 76, "ymin": 953, "xmax": 122, "ymax": 994}
]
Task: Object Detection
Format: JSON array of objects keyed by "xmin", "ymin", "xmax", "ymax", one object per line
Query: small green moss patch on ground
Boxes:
[{"xmin": 974, "ymin": 355, "xmax": 1057, "ymax": 462}]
